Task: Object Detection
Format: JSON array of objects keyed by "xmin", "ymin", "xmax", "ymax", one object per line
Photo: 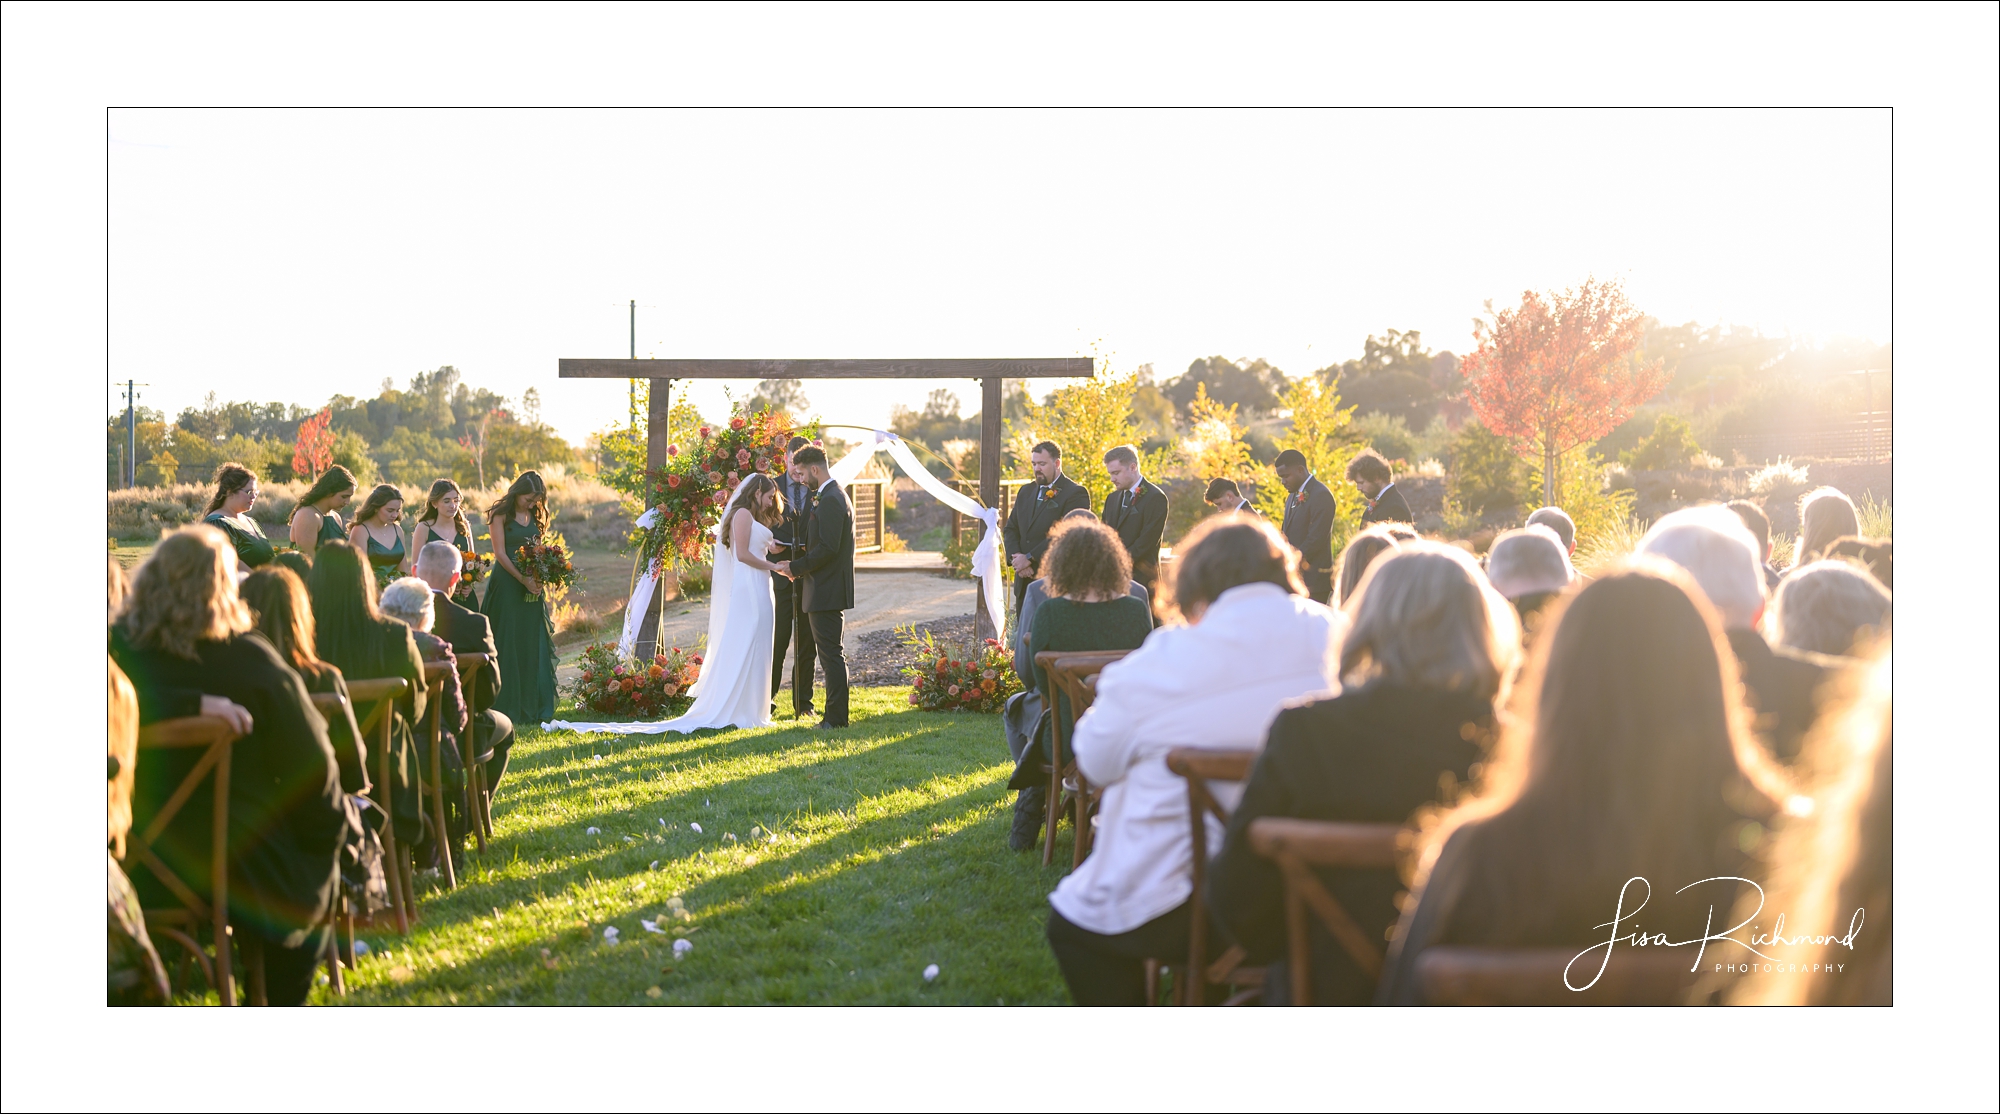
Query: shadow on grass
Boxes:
[{"xmin": 330, "ymin": 702, "xmax": 1081, "ymax": 1005}]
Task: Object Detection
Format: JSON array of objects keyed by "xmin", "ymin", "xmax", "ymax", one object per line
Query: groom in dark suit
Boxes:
[
  {"xmin": 775, "ymin": 446, "xmax": 855, "ymax": 729},
  {"xmin": 770, "ymin": 436, "xmax": 817, "ymax": 719}
]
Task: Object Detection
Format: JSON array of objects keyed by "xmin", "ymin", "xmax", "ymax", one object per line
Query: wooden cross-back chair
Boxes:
[
  {"xmin": 1162, "ymin": 747, "xmax": 1265, "ymax": 1007},
  {"xmin": 1413, "ymin": 947, "xmax": 1700, "ymax": 1005},
  {"xmin": 1246, "ymin": 817, "xmax": 1406, "ymax": 1006},
  {"xmin": 1031, "ymin": 650, "xmax": 1131, "ymax": 868},
  {"xmin": 420, "ymin": 660, "xmax": 459, "ymax": 891},
  {"xmin": 341, "ymin": 677, "xmax": 414, "ymax": 934},
  {"xmin": 453, "ymin": 652, "xmax": 494, "ymax": 850},
  {"xmin": 132, "ymin": 714, "xmax": 244, "ymax": 1005}
]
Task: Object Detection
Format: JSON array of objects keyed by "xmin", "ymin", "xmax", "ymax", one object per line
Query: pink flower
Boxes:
[
  {"xmin": 667, "ymin": 444, "xmax": 680, "ymax": 457},
  {"xmin": 908, "ymin": 694, "xmax": 921, "ymax": 705},
  {"xmin": 667, "ymin": 474, "xmax": 682, "ymax": 489},
  {"xmin": 736, "ymin": 448, "xmax": 751, "ymax": 464},
  {"xmin": 699, "ymin": 426, "xmax": 710, "ymax": 438},
  {"xmin": 730, "ymin": 417, "xmax": 746, "ymax": 430},
  {"xmin": 708, "ymin": 471, "xmax": 722, "ymax": 484},
  {"xmin": 947, "ymin": 684, "xmax": 960, "ymax": 696}
]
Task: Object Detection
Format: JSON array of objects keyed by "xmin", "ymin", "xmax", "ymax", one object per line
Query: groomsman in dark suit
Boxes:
[
  {"xmin": 775, "ymin": 446, "xmax": 856, "ymax": 729},
  {"xmin": 1100, "ymin": 444, "xmax": 1168, "ymax": 596},
  {"xmin": 769, "ymin": 436, "xmax": 816, "ymax": 719},
  {"xmin": 1204, "ymin": 477, "xmax": 1259, "ymax": 516},
  {"xmin": 1347, "ymin": 448, "xmax": 1414, "ymax": 525},
  {"xmin": 1002, "ymin": 440, "xmax": 1092, "ymax": 617},
  {"xmin": 1274, "ymin": 449, "xmax": 1339, "ymax": 604},
  {"xmin": 414, "ymin": 542, "xmax": 517, "ymax": 792}
]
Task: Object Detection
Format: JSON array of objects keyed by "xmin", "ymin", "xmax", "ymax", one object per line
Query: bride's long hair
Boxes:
[{"xmin": 719, "ymin": 474, "xmax": 784, "ymax": 547}]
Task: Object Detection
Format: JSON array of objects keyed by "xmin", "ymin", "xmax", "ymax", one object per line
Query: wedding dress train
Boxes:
[{"xmin": 542, "ymin": 501, "xmax": 775, "ymax": 736}]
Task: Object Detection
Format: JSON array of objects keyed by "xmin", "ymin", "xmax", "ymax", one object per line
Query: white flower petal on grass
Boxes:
[
  {"xmin": 649, "ymin": 860, "xmax": 660, "ymax": 871},
  {"xmin": 658, "ymin": 819, "xmax": 667, "ymax": 828},
  {"xmin": 923, "ymin": 964, "xmax": 940, "ymax": 982},
  {"xmin": 673, "ymin": 938, "xmax": 693, "ymax": 958},
  {"xmin": 586, "ymin": 826, "xmax": 601, "ymax": 835},
  {"xmin": 689, "ymin": 822, "xmax": 703, "ymax": 834},
  {"xmin": 641, "ymin": 919, "xmax": 665, "ymax": 934},
  {"xmin": 623, "ymin": 835, "xmax": 636, "ymax": 842},
  {"xmin": 724, "ymin": 832, "xmax": 736, "ymax": 842},
  {"xmin": 353, "ymin": 940, "xmax": 370, "ymax": 956},
  {"xmin": 603, "ymin": 926, "xmax": 620, "ymax": 939}
]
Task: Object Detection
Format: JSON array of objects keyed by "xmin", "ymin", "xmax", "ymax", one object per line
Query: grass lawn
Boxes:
[{"xmin": 316, "ymin": 687, "xmax": 1075, "ymax": 1006}]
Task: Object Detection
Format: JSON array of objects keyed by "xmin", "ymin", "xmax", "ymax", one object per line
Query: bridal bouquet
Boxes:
[
  {"xmin": 899, "ymin": 627, "xmax": 1021, "ymax": 714},
  {"xmin": 567, "ymin": 641, "xmax": 704, "ymax": 720},
  {"xmin": 637, "ymin": 406, "xmax": 804, "ymax": 576},
  {"xmin": 452, "ymin": 550, "xmax": 493, "ymax": 603},
  {"xmin": 514, "ymin": 532, "xmax": 578, "ymax": 603}
]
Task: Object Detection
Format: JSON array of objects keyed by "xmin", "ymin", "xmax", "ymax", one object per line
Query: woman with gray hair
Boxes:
[
  {"xmin": 1770, "ymin": 561, "xmax": 1890, "ymax": 657},
  {"xmin": 1207, "ymin": 542, "xmax": 1521, "ymax": 1006},
  {"xmin": 380, "ymin": 576, "xmax": 471, "ymax": 871}
]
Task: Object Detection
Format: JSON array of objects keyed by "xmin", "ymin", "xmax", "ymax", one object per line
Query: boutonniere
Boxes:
[
  {"xmin": 810, "ymin": 492, "xmax": 820, "ymax": 507},
  {"xmin": 1294, "ymin": 489, "xmax": 1307, "ymax": 505},
  {"xmin": 1037, "ymin": 485, "xmax": 1050, "ymax": 502}
]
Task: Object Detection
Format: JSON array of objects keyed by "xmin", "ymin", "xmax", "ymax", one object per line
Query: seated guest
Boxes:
[
  {"xmin": 241, "ymin": 566, "xmax": 369, "ymax": 796},
  {"xmin": 1823, "ymin": 535, "xmax": 1892, "ymax": 590},
  {"xmin": 273, "ymin": 550, "xmax": 315, "ymax": 580},
  {"xmin": 1484, "ymin": 524, "xmax": 1575, "ymax": 640},
  {"xmin": 1792, "ymin": 486, "xmax": 1860, "ymax": 569},
  {"xmin": 1724, "ymin": 499, "xmax": 1784, "ymax": 593},
  {"xmin": 108, "ymin": 609, "xmax": 170, "ymax": 1006},
  {"xmin": 1375, "ymin": 563, "xmax": 1776, "ymax": 1005},
  {"xmin": 414, "ymin": 541, "xmax": 517, "ymax": 793},
  {"xmin": 1204, "ymin": 477, "xmax": 1257, "ymax": 515},
  {"xmin": 1639, "ymin": 506, "xmax": 1835, "ymax": 762},
  {"xmin": 1045, "ymin": 516, "xmax": 1345, "ymax": 1005},
  {"xmin": 380, "ymin": 576, "xmax": 472, "ymax": 871},
  {"xmin": 1347, "ymin": 448, "xmax": 1413, "ymax": 525},
  {"xmin": 110, "ymin": 527, "xmax": 346, "ymax": 1007},
  {"xmin": 1335, "ymin": 525, "xmax": 1400, "ymax": 605},
  {"xmin": 1380, "ymin": 523, "xmax": 1420, "ymax": 543},
  {"xmin": 1525, "ymin": 505, "xmax": 1577, "ymax": 557},
  {"xmin": 1770, "ymin": 561, "xmax": 1890, "ymax": 657},
  {"xmin": 1207, "ymin": 543, "xmax": 1519, "ymax": 1006},
  {"xmin": 1725, "ymin": 645, "xmax": 1891, "ymax": 1005},
  {"xmin": 1007, "ymin": 518, "xmax": 1155, "ymax": 852},
  {"xmin": 202, "ymin": 461, "xmax": 276, "ymax": 570},
  {"xmin": 309, "ymin": 540, "xmax": 428, "ymax": 849}
]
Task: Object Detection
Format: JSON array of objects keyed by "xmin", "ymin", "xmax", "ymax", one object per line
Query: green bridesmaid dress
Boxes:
[
  {"xmin": 424, "ymin": 521, "xmax": 481, "ymax": 607},
  {"xmin": 317, "ymin": 511, "xmax": 347, "ymax": 548},
  {"xmin": 361, "ymin": 527, "xmax": 406, "ymax": 591},
  {"xmin": 202, "ymin": 511, "xmax": 275, "ymax": 569},
  {"xmin": 481, "ymin": 515, "xmax": 556, "ymax": 725}
]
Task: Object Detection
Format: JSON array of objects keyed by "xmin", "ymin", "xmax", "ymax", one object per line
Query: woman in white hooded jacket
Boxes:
[{"xmin": 1044, "ymin": 514, "xmax": 1346, "ymax": 1006}]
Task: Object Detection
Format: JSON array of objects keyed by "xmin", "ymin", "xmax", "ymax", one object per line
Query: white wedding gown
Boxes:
[{"xmin": 542, "ymin": 511, "xmax": 775, "ymax": 736}]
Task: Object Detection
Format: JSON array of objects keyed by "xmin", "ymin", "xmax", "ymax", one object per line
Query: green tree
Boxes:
[
  {"xmin": 1445, "ymin": 418, "xmax": 1531, "ymax": 519},
  {"xmin": 379, "ymin": 427, "xmax": 468, "ymax": 487},
  {"xmin": 1179, "ymin": 382, "xmax": 1255, "ymax": 487},
  {"xmin": 746, "ymin": 379, "xmax": 812, "ymax": 417},
  {"xmin": 1008, "ymin": 368, "xmax": 1168, "ymax": 507},
  {"xmin": 1319, "ymin": 328, "xmax": 1445, "ymax": 428},
  {"xmin": 1620, "ymin": 413, "xmax": 1704, "ymax": 471},
  {"xmin": 330, "ymin": 428, "xmax": 377, "ymax": 486},
  {"xmin": 1163, "ymin": 356, "xmax": 1288, "ymax": 415},
  {"xmin": 594, "ymin": 379, "xmax": 651, "ymax": 502}
]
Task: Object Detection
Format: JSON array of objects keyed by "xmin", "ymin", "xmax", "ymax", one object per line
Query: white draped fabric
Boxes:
[{"xmin": 606, "ymin": 426, "xmax": 1004, "ymax": 664}]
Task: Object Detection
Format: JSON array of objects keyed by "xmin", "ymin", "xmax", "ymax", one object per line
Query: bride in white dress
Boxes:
[{"xmin": 545, "ymin": 474, "xmax": 788, "ymax": 736}]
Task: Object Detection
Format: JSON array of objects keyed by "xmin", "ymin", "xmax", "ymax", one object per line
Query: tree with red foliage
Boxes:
[
  {"xmin": 1460, "ymin": 276, "xmax": 1666, "ymax": 504},
  {"xmin": 291, "ymin": 406, "xmax": 334, "ymax": 481}
]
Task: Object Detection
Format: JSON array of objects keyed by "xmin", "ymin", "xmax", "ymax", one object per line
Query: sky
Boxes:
[{"xmin": 108, "ymin": 109, "xmax": 1891, "ymax": 445}]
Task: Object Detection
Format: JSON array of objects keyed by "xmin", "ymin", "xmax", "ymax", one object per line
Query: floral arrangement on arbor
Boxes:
[
  {"xmin": 637, "ymin": 406, "xmax": 799, "ymax": 576},
  {"xmin": 566, "ymin": 640, "xmax": 704, "ymax": 719},
  {"xmin": 898, "ymin": 627, "xmax": 1021, "ymax": 713}
]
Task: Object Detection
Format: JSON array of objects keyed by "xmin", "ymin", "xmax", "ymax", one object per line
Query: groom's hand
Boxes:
[{"xmin": 773, "ymin": 561, "xmax": 792, "ymax": 578}]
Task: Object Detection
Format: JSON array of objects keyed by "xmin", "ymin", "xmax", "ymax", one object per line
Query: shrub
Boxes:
[
  {"xmin": 1445, "ymin": 419, "xmax": 1531, "ymax": 519},
  {"xmin": 1526, "ymin": 447, "xmax": 1638, "ymax": 556},
  {"xmin": 1856, "ymin": 493, "xmax": 1892, "ymax": 539},
  {"xmin": 940, "ymin": 532, "xmax": 980, "ymax": 580},
  {"xmin": 565, "ymin": 641, "xmax": 703, "ymax": 720},
  {"xmin": 1351, "ymin": 412, "xmax": 1415, "ymax": 464},
  {"xmin": 899, "ymin": 627, "xmax": 1020, "ymax": 713},
  {"xmin": 1620, "ymin": 414, "xmax": 1705, "ymax": 471},
  {"xmin": 879, "ymin": 529, "xmax": 910, "ymax": 553},
  {"xmin": 1575, "ymin": 513, "xmax": 1648, "ymax": 575},
  {"xmin": 1747, "ymin": 457, "xmax": 1811, "ymax": 500}
]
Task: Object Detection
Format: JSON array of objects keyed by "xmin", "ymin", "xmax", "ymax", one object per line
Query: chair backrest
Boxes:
[
  {"xmin": 1167, "ymin": 747, "xmax": 1259, "ymax": 1004},
  {"xmin": 1247, "ymin": 817, "xmax": 1406, "ymax": 1005},
  {"xmin": 133, "ymin": 714, "xmax": 245, "ymax": 1006},
  {"xmin": 1413, "ymin": 946, "xmax": 1700, "ymax": 1006},
  {"xmin": 342, "ymin": 676, "xmax": 411, "ymax": 737}
]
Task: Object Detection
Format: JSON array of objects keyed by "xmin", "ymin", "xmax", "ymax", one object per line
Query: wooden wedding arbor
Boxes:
[{"xmin": 557, "ymin": 358, "xmax": 1093, "ymax": 653}]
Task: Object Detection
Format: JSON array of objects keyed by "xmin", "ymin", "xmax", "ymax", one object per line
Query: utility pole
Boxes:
[{"xmin": 121, "ymin": 380, "xmax": 150, "ymax": 488}]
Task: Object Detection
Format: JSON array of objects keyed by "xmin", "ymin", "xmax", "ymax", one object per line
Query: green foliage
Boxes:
[
  {"xmin": 378, "ymin": 427, "xmax": 468, "ymax": 487},
  {"xmin": 940, "ymin": 532, "xmax": 978, "ymax": 579},
  {"xmin": 1444, "ymin": 419, "xmax": 1531, "ymax": 519},
  {"xmin": 1526, "ymin": 446, "xmax": 1636, "ymax": 555},
  {"xmin": 1315, "ymin": 328, "xmax": 1448, "ymax": 428},
  {"xmin": 1178, "ymin": 383, "xmax": 1255, "ymax": 488},
  {"xmin": 312, "ymin": 691, "xmax": 1072, "ymax": 1006},
  {"xmin": 1620, "ymin": 413, "xmax": 1704, "ymax": 471},
  {"xmin": 594, "ymin": 380, "xmax": 652, "ymax": 503},
  {"xmin": 330, "ymin": 428, "xmax": 377, "ymax": 486},
  {"xmin": 1007, "ymin": 368, "xmax": 1158, "ymax": 506},
  {"xmin": 1351, "ymin": 412, "xmax": 1416, "ymax": 464},
  {"xmin": 1574, "ymin": 513, "xmax": 1649, "ymax": 576},
  {"xmin": 1856, "ymin": 493, "xmax": 1892, "ymax": 539},
  {"xmin": 890, "ymin": 389, "xmax": 979, "ymax": 457}
]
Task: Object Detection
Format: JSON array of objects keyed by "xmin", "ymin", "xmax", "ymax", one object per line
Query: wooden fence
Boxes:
[
  {"xmin": 1708, "ymin": 414, "xmax": 1891, "ymax": 464},
  {"xmin": 847, "ymin": 477, "xmax": 888, "ymax": 555}
]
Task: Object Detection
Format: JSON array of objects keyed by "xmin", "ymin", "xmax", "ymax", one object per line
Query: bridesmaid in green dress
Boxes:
[
  {"xmin": 348, "ymin": 484, "xmax": 410, "ymax": 591},
  {"xmin": 412, "ymin": 478, "xmax": 480, "ymax": 606},
  {"xmin": 481, "ymin": 470, "xmax": 557, "ymax": 726},
  {"xmin": 288, "ymin": 464, "xmax": 358, "ymax": 563},
  {"xmin": 201, "ymin": 462, "xmax": 276, "ymax": 569}
]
